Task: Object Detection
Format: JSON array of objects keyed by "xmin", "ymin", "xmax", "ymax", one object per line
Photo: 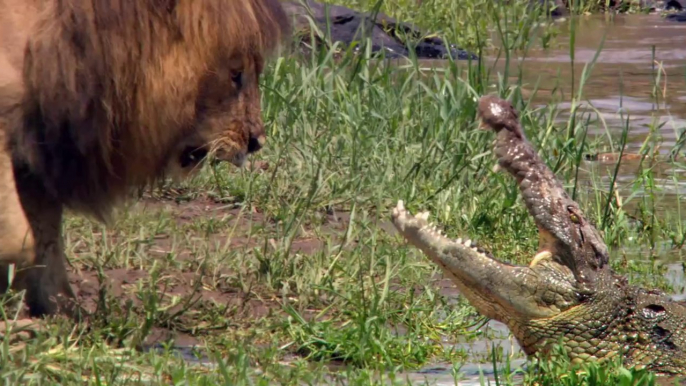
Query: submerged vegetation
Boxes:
[{"xmin": 2, "ymin": 0, "xmax": 686, "ymax": 384}]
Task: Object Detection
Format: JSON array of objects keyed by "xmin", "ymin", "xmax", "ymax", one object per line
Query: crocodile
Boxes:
[
  {"xmin": 282, "ymin": 0, "xmax": 477, "ymax": 60},
  {"xmin": 390, "ymin": 95, "xmax": 686, "ymax": 375}
]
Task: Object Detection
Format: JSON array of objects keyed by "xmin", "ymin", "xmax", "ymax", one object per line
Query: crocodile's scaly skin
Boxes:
[{"xmin": 391, "ymin": 95, "xmax": 686, "ymax": 374}]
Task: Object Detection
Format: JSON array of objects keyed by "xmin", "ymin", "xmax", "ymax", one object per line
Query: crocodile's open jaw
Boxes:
[
  {"xmin": 391, "ymin": 94, "xmax": 686, "ymax": 374},
  {"xmin": 392, "ymin": 200, "xmax": 555, "ymax": 268},
  {"xmin": 392, "ymin": 200, "xmax": 581, "ymax": 322}
]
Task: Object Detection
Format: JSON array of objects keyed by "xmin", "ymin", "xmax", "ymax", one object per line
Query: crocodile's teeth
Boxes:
[
  {"xmin": 455, "ymin": 238, "xmax": 462, "ymax": 244},
  {"xmin": 530, "ymin": 251, "xmax": 552, "ymax": 267},
  {"xmin": 464, "ymin": 239, "xmax": 472, "ymax": 247},
  {"xmin": 416, "ymin": 211, "xmax": 430, "ymax": 221}
]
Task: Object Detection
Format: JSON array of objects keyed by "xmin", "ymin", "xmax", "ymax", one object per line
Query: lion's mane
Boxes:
[{"xmin": 7, "ymin": 0, "xmax": 290, "ymax": 221}]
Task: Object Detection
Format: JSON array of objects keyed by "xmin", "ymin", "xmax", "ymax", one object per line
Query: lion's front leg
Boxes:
[
  {"xmin": 0, "ymin": 127, "xmax": 36, "ymax": 298},
  {"xmin": 11, "ymin": 244, "xmax": 79, "ymax": 318},
  {"xmin": 11, "ymin": 169, "xmax": 80, "ymax": 319},
  {"xmin": 0, "ymin": 129, "xmax": 34, "ymax": 267}
]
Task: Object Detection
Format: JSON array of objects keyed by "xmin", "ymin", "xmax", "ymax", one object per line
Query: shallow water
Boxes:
[{"xmin": 494, "ymin": 15, "xmax": 686, "ymax": 143}]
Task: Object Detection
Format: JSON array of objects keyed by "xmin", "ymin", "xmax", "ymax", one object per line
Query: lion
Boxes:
[{"xmin": 0, "ymin": 0, "xmax": 291, "ymax": 318}]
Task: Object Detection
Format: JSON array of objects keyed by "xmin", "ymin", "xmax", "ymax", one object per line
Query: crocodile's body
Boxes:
[
  {"xmin": 391, "ymin": 95, "xmax": 686, "ymax": 374},
  {"xmin": 282, "ymin": 0, "xmax": 477, "ymax": 60}
]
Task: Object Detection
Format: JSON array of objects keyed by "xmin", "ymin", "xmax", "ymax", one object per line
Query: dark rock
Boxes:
[
  {"xmin": 665, "ymin": 0, "xmax": 684, "ymax": 10},
  {"xmin": 637, "ymin": 0, "xmax": 683, "ymax": 11},
  {"xmin": 535, "ymin": 0, "xmax": 569, "ymax": 17},
  {"xmin": 282, "ymin": 0, "xmax": 478, "ymax": 60},
  {"xmin": 666, "ymin": 9, "xmax": 686, "ymax": 20}
]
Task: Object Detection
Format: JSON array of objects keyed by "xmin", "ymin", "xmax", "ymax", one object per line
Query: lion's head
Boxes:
[
  {"xmin": 7, "ymin": 0, "xmax": 290, "ymax": 221},
  {"xmin": 171, "ymin": 53, "xmax": 269, "ymax": 176}
]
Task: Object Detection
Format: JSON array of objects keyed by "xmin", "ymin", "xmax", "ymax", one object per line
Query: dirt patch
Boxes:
[
  {"xmin": 130, "ymin": 194, "xmax": 355, "ymax": 256},
  {"xmin": 29, "ymin": 193, "xmax": 355, "ymax": 347},
  {"xmin": 0, "ymin": 319, "xmax": 41, "ymax": 343},
  {"xmin": 144, "ymin": 327, "xmax": 201, "ymax": 348},
  {"xmin": 69, "ymin": 254, "xmax": 303, "ymax": 315},
  {"xmin": 8, "ymin": 193, "xmax": 404, "ymax": 356}
]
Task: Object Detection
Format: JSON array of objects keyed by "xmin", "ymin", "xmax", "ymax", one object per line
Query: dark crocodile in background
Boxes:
[
  {"xmin": 282, "ymin": 0, "xmax": 686, "ymax": 60},
  {"xmin": 282, "ymin": 0, "xmax": 478, "ymax": 60},
  {"xmin": 665, "ymin": 10, "xmax": 686, "ymax": 20}
]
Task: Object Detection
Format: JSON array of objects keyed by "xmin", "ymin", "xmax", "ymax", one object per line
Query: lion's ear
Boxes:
[{"xmin": 154, "ymin": 0, "xmax": 177, "ymax": 13}]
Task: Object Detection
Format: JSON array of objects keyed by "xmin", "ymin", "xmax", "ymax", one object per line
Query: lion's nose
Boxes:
[{"xmin": 247, "ymin": 134, "xmax": 266, "ymax": 153}]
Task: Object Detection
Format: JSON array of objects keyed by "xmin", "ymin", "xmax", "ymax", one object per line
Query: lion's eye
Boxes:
[{"xmin": 231, "ymin": 71, "xmax": 243, "ymax": 89}]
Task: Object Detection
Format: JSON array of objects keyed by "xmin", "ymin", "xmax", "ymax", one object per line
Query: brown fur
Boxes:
[
  {"xmin": 0, "ymin": 127, "xmax": 34, "ymax": 265},
  {"xmin": 0, "ymin": 0, "xmax": 290, "ymax": 317}
]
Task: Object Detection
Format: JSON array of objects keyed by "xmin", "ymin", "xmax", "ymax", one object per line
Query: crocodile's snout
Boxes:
[{"xmin": 477, "ymin": 95, "xmax": 524, "ymax": 138}]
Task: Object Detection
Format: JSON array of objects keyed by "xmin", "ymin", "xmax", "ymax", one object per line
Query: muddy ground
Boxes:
[
  {"xmin": 69, "ymin": 193, "xmax": 351, "ymax": 346},
  {"xmin": 2, "ymin": 188, "xmax": 462, "ymax": 357}
]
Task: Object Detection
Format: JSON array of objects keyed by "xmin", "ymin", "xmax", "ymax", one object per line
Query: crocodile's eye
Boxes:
[
  {"xmin": 567, "ymin": 206, "xmax": 581, "ymax": 224},
  {"xmin": 570, "ymin": 213, "xmax": 580, "ymax": 224}
]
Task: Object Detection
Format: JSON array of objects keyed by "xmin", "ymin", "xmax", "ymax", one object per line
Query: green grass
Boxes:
[{"xmin": 1, "ymin": 1, "xmax": 685, "ymax": 385}]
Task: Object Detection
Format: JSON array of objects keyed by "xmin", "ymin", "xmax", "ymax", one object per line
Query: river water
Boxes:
[{"xmin": 495, "ymin": 14, "xmax": 686, "ymax": 220}]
